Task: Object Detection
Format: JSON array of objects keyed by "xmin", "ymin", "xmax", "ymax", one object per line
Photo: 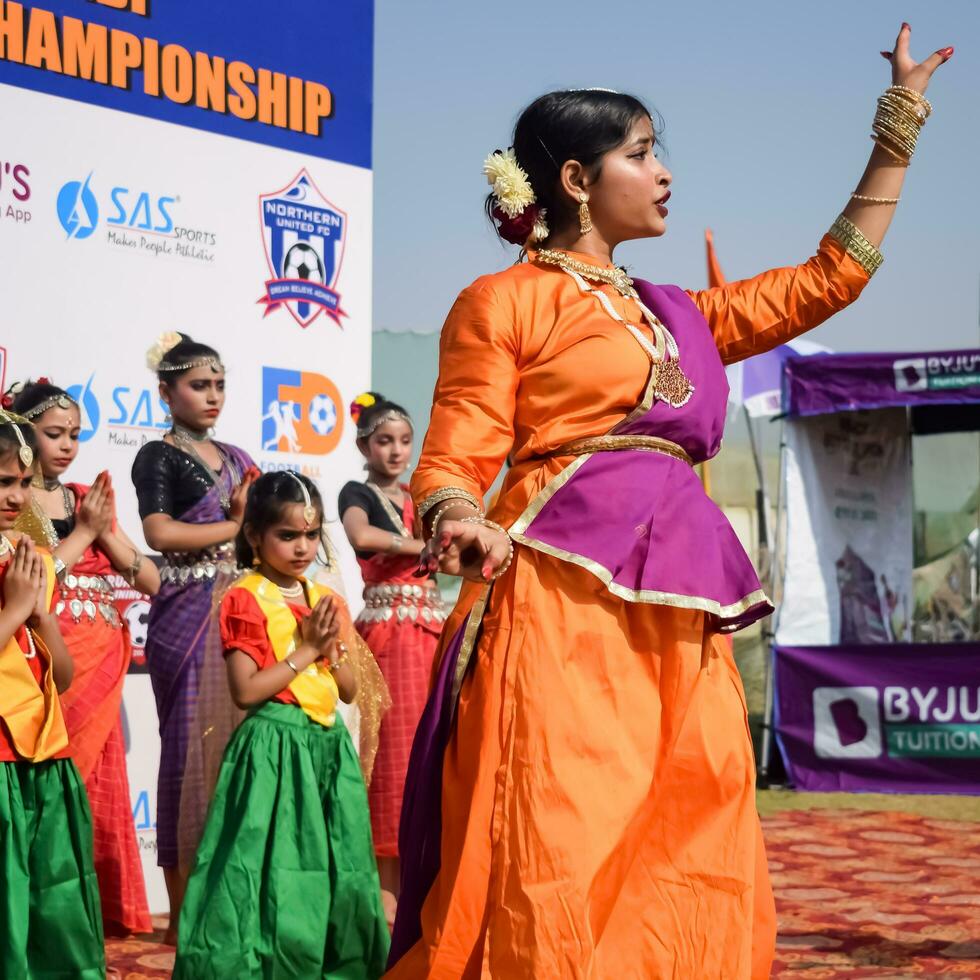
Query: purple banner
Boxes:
[
  {"xmin": 774, "ymin": 643, "xmax": 980, "ymax": 795},
  {"xmin": 783, "ymin": 349, "xmax": 980, "ymax": 418}
]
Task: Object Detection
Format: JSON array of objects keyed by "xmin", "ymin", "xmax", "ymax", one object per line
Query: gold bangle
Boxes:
[
  {"xmin": 828, "ymin": 213, "xmax": 884, "ymax": 278},
  {"xmin": 417, "ymin": 486, "xmax": 483, "ymax": 520},
  {"xmin": 329, "ymin": 641, "xmax": 349, "ymax": 671},
  {"xmin": 459, "ymin": 516, "xmax": 515, "ymax": 581},
  {"xmin": 850, "ymin": 193, "xmax": 900, "ymax": 205},
  {"xmin": 871, "ymin": 134, "xmax": 911, "ymax": 167},
  {"xmin": 430, "ymin": 500, "xmax": 480, "ymax": 541}
]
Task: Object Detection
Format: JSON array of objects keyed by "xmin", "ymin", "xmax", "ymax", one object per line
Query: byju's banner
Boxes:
[{"xmin": 774, "ymin": 643, "xmax": 980, "ymax": 795}]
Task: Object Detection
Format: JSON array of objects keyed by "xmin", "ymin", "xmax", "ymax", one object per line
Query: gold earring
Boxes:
[
  {"xmin": 251, "ymin": 552, "xmax": 261, "ymax": 568},
  {"xmin": 578, "ymin": 193, "xmax": 593, "ymax": 235}
]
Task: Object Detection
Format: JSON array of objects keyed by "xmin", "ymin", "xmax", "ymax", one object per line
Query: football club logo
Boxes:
[
  {"xmin": 258, "ymin": 170, "xmax": 348, "ymax": 329},
  {"xmin": 262, "ymin": 367, "xmax": 343, "ymax": 455}
]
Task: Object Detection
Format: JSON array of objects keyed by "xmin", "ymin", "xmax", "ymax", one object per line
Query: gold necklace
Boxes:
[
  {"xmin": 534, "ymin": 249, "xmax": 695, "ymax": 409},
  {"xmin": 535, "ymin": 248, "xmax": 635, "ymax": 297}
]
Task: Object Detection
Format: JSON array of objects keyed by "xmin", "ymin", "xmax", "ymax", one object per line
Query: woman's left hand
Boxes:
[{"xmin": 881, "ymin": 22, "xmax": 952, "ymax": 95}]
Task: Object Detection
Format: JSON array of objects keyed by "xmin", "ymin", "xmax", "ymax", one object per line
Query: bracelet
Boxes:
[
  {"xmin": 429, "ymin": 501, "xmax": 480, "ymax": 541},
  {"xmin": 124, "ymin": 548, "xmax": 143, "ymax": 585},
  {"xmin": 329, "ymin": 641, "xmax": 349, "ymax": 671},
  {"xmin": 388, "ymin": 533, "xmax": 404, "ymax": 553},
  {"xmin": 417, "ymin": 486, "xmax": 483, "ymax": 520},
  {"xmin": 285, "ymin": 658, "xmax": 299, "ymax": 674},
  {"xmin": 850, "ymin": 193, "xmax": 900, "ymax": 205},
  {"xmin": 459, "ymin": 516, "xmax": 515, "ymax": 581},
  {"xmin": 828, "ymin": 213, "xmax": 884, "ymax": 278}
]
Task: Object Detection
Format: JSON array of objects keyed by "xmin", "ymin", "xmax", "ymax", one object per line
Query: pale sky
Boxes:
[{"xmin": 373, "ymin": 0, "xmax": 980, "ymax": 353}]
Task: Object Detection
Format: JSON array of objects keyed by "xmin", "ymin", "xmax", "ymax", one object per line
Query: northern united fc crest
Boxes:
[{"xmin": 257, "ymin": 170, "xmax": 348, "ymax": 328}]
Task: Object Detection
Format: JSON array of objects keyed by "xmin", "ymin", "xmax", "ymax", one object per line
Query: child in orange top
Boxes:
[{"xmin": 0, "ymin": 410, "xmax": 104, "ymax": 977}]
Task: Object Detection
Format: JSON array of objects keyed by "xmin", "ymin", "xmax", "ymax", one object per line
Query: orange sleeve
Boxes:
[
  {"xmin": 219, "ymin": 588, "xmax": 272, "ymax": 667},
  {"xmin": 411, "ymin": 278, "xmax": 520, "ymax": 515},
  {"xmin": 688, "ymin": 234, "xmax": 873, "ymax": 366}
]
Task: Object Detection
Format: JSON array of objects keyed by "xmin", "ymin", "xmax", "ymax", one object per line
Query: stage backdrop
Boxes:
[{"xmin": 1, "ymin": 0, "xmax": 374, "ymax": 912}]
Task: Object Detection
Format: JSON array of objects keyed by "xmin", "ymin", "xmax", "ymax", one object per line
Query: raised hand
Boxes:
[
  {"xmin": 77, "ymin": 471, "xmax": 113, "ymax": 538},
  {"xmin": 301, "ymin": 595, "xmax": 341, "ymax": 658},
  {"xmin": 5, "ymin": 537, "xmax": 44, "ymax": 622},
  {"xmin": 228, "ymin": 468, "xmax": 260, "ymax": 525},
  {"xmin": 881, "ymin": 22, "xmax": 952, "ymax": 95}
]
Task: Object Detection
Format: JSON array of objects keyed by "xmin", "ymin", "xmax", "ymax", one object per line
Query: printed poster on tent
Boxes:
[{"xmin": 777, "ymin": 408, "xmax": 913, "ymax": 647}]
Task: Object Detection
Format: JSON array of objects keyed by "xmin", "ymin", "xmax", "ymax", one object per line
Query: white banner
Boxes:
[
  {"xmin": 2, "ymin": 4, "xmax": 372, "ymax": 911},
  {"xmin": 777, "ymin": 409, "xmax": 913, "ymax": 647}
]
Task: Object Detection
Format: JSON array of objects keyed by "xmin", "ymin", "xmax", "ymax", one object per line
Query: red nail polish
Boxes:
[
  {"xmin": 942, "ymin": 46, "xmax": 954, "ymax": 59},
  {"xmin": 902, "ymin": 22, "xmax": 910, "ymax": 31}
]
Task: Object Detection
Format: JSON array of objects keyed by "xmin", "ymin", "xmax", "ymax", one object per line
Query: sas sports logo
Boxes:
[
  {"xmin": 262, "ymin": 367, "xmax": 343, "ymax": 456},
  {"xmin": 258, "ymin": 170, "xmax": 347, "ymax": 329},
  {"xmin": 57, "ymin": 173, "xmax": 99, "ymax": 240}
]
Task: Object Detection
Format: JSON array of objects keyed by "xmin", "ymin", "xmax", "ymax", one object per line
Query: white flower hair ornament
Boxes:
[
  {"xmin": 483, "ymin": 149, "xmax": 549, "ymax": 246},
  {"xmin": 146, "ymin": 331, "xmax": 184, "ymax": 371}
]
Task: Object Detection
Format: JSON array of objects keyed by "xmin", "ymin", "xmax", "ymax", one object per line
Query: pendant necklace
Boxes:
[{"xmin": 535, "ymin": 248, "xmax": 695, "ymax": 408}]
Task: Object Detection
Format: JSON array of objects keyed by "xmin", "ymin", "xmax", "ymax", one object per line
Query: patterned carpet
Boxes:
[{"xmin": 106, "ymin": 809, "xmax": 980, "ymax": 978}]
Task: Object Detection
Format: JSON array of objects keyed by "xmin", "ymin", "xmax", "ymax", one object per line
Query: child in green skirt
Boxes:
[
  {"xmin": 175, "ymin": 471, "xmax": 390, "ymax": 979},
  {"xmin": 0, "ymin": 410, "xmax": 104, "ymax": 978}
]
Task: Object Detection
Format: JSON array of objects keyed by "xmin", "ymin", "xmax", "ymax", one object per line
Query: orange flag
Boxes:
[
  {"xmin": 705, "ymin": 230, "xmax": 734, "ymax": 649},
  {"xmin": 705, "ymin": 228, "xmax": 727, "ymax": 287}
]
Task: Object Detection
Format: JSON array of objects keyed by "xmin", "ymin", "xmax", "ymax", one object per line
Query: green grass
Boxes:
[{"xmin": 758, "ymin": 787, "xmax": 980, "ymax": 821}]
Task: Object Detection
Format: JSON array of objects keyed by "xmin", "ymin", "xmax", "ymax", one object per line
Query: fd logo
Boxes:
[
  {"xmin": 262, "ymin": 367, "xmax": 343, "ymax": 456},
  {"xmin": 258, "ymin": 170, "xmax": 348, "ymax": 329}
]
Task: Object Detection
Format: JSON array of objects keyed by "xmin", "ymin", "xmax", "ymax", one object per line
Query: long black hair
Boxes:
[
  {"xmin": 487, "ymin": 89, "xmax": 660, "ymax": 240},
  {"xmin": 237, "ymin": 470, "xmax": 327, "ymax": 569}
]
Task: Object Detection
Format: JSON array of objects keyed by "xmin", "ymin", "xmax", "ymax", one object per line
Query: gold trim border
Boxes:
[
  {"xmin": 451, "ymin": 586, "xmax": 491, "ymax": 710},
  {"xmin": 509, "ymin": 454, "xmax": 772, "ymax": 623}
]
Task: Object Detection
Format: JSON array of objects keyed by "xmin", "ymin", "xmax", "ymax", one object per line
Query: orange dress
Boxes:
[{"xmin": 394, "ymin": 233, "xmax": 874, "ymax": 979}]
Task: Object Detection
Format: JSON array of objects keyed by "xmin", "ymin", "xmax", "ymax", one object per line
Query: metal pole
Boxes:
[{"xmin": 758, "ymin": 417, "xmax": 787, "ymax": 785}]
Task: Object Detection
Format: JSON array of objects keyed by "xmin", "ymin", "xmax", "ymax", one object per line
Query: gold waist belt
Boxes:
[{"xmin": 550, "ymin": 435, "xmax": 694, "ymax": 467}]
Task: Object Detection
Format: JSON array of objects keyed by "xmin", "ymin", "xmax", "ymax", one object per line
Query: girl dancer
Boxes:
[
  {"xmin": 0, "ymin": 409, "xmax": 104, "ymax": 977},
  {"xmin": 339, "ymin": 393, "xmax": 444, "ymax": 898},
  {"xmin": 9, "ymin": 379, "xmax": 158, "ymax": 935},
  {"xmin": 175, "ymin": 471, "xmax": 389, "ymax": 979},
  {"xmin": 131, "ymin": 332, "xmax": 257, "ymax": 938}
]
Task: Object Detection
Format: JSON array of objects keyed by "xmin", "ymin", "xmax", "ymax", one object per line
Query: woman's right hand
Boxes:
[
  {"xmin": 228, "ymin": 468, "xmax": 260, "ymax": 526},
  {"xmin": 421, "ymin": 520, "xmax": 512, "ymax": 583},
  {"xmin": 76, "ymin": 471, "xmax": 113, "ymax": 539},
  {"xmin": 4, "ymin": 537, "xmax": 44, "ymax": 621},
  {"xmin": 301, "ymin": 595, "xmax": 340, "ymax": 657}
]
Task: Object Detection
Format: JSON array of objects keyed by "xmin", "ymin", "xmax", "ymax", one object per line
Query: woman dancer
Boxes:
[
  {"xmin": 390, "ymin": 26, "xmax": 951, "ymax": 979},
  {"xmin": 339, "ymin": 393, "xmax": 444, "ymax": 898},
  {"xmin": 9, "ymin": 379, "xmax": 158, "ymax": 935},
  {"xmin": 175, "ymin": 471, "xmax": 389, "ymax": 979},
  {"xmin": 0, "ymin": 410, "xmax": 104, "ymax": 977},
  {"xmin": 132, "ymin": 332, "xmax": 257, "ymax": 939}
]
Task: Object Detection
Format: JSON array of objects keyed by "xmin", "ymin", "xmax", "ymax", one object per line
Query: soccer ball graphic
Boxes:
[
  {"xmin": 124, "ymin": 600, "xmax": 151, "ymax": 650},
  {"xmin": 282, "ymin": 242, "xmax": 325, "ymax": 284},
  {"xmin": 308, "ymin": 394, "xmax": 338, "ymax": 436}
]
